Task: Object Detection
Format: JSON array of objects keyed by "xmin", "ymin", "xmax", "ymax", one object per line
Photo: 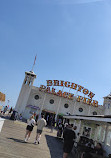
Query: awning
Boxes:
[
  {"xmin": 42, "ymin": 109, "xmax": 55, "ymax": 114},
  {"xmin": 63, "ymin": 115, "xmax": 111, "ymax": 123},
  {"xmin": 26, "ymin": 105, "xmax": 40, "ymax": 110},
  {"xmin": 58, "ymin": 113, "xmax": 64, "ymax": 116}
]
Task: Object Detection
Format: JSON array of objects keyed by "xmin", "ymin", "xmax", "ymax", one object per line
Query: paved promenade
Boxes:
[{"xmin": 0, "ymin": 119, "xmax": 63, "ymax": 158}]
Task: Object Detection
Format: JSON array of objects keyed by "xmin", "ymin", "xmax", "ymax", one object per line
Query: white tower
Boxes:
[
  {"xmin": 103, "ymin": 93, "xmax": 111, "ymax": 115},
  {"xmin": 15, "ymin": 71, "xmax": 36, "ymax": 114}
]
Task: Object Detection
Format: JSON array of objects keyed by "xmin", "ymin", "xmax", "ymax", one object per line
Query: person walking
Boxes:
[
  {"xmin": 3, "ymin": 106, "xmax": 8, "ymax": 115},
  {"xmin": 57, "ymin": 122, "xmax": 64, "ymax": 137},
  {"xmin": 34, "ymin": 114, "xmax": 46, "ymax": 144},
  {"xmin": 50, "ymin": 116, "xmax": 55, "ymax": 133},
  {"xmin": 35, "ymin": 114, "xmax": 39, "ymax": 125},
  {"xmin": 63, "ymin": 124, "xmax": 76, "ymax": 158},
  {"xmin": 8, "ymin": 107, "xmax": 13, "ymax": 114},
  {"xmin": 25, "ymin": 115, "xmax": 35, "ymax": 142}
]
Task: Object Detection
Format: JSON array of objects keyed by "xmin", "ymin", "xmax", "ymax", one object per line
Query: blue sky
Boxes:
[{"xmin": 0, "ymin": 0, "xmax": 111, "ymax": 108}]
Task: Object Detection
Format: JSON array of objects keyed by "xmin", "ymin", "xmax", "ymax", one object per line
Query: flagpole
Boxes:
[
  {"xmin": 7, "ymin": 100, "xmax": 10, "ymax": 108},
  {"xmin": 31, "ymin": 64, "xmax": 34, "ymax": 72},
  {"xmin": 31, "ymin": 55, "xmax": 37, "ymax": 72}
]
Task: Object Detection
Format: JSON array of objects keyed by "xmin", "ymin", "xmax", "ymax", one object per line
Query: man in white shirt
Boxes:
[{"xmin": 34, "ymin": 114, "xmax": 46, "ymax": 144}]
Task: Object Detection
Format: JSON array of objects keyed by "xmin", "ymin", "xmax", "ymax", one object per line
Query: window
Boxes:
[
  {"xmin": 30, "ymin": 108, "xmax": 36, "ymax": 114},
  {"xmin": 93, "ymin": 111, "xmax": 97, "ymax": 115},
  {"xmin": 106, "ymin": 131, "xmax": 111, "ymax": 146},
  {"xmin": 50, "ymin": 99, "xmax": 54, "ymax": 104},
  {"xmin": 82, "ymin": 126, "xmax": 91, "ymax": 138},
  {"xmin": 64, "ymin": 103, "xmax": 69, "ymax": 108},
  {"xmin": 102, "ymin": 129, "xmax": 106, "ymax": 143},
  {"xmin": 34, "ymin": 95, "xmax": 39, "ymax": 100},
  {"xmin": 79, "ymin": 108, "xmax": 83, "ymax": 112},
  {"xmin": 97, "ymin": 126, "xmax": 102, "ymax": 141}
]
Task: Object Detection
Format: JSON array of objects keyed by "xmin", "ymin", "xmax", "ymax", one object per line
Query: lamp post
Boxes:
[{"xmin": 7, "ymin": 100, "xmax": 10, "ymax": 108}]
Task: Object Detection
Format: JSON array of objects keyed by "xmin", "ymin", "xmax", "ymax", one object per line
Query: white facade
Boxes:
[
  {"xmin": 15, "ymin": 70, "xmax": 104, "ymax": 120},
  {"xmin": 15, "ymin": 70, "xmax": 111, "ymax": 156},
  {"xmin": 15, "ymin": 71, "xmax": 36, "ymax": 115}
]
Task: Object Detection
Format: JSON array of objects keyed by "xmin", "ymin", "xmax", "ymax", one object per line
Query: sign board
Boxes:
[
  {"xmin": 39, "ymin": 80, "xmax": 100, "ymax": 107},
  {"xmin": 0, "ymin": 92, "xmax": 5, "ymax": 102}
]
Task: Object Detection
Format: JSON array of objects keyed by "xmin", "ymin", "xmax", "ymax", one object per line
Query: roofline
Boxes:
[
  {"xmin": 63, "ymin": 114, "xmax": 111, "ymax": 118},
  {"xmin": 63, "ymin": 115, "xmax": 111, "ymax": 123}
]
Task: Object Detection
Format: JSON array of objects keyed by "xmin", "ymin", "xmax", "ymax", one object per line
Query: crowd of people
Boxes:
[
  {"xmin": 61, "ymin": 123, "xmax": 105, "ymax": 158},
  {"xmin": 0, "ymin": 106, "xmax": 23, "ymax": 121},
  {"xmin": 0, "ymin": 105, "xmax": 10, "ymax": 114},
  {"xmin": 24, "ymin": 113, "xmax": 76, "ymax": 158},
  {"xmin": 1, "ymin": 106, "xmax": 107, "ymax": 158}
]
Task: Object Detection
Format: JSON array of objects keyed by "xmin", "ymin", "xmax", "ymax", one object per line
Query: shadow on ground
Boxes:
[
  {"xmin": 7, "ymin": 137, "xmax": 29, "ymax": 144},
  {"xmin": 45, "ymin": 134, "xmax": 63, "ymax": 158}
]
